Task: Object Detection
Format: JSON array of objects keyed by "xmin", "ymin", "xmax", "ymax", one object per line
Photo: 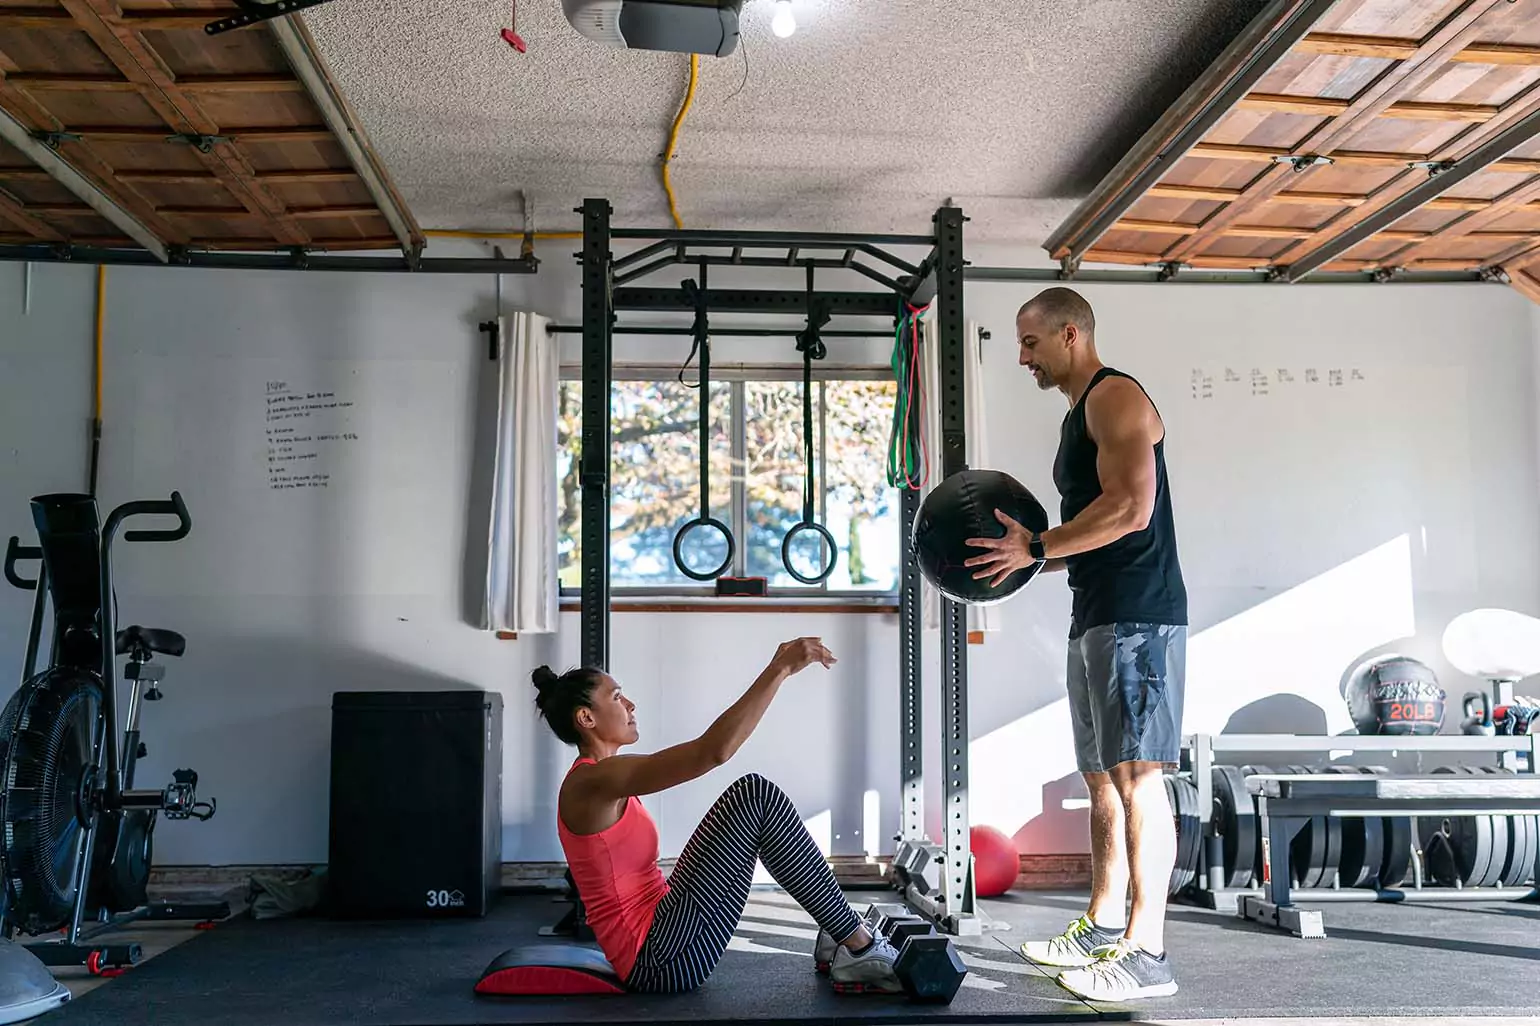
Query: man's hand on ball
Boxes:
[{"xmin": 964, "ymin": 510, "xmax": 1038, "ymax": 586}]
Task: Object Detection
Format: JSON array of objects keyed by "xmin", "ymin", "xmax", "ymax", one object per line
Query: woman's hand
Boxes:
[
  {"xmin": 576, "ymin": 638, "xmax": 838, "ymax": 803},
  {"xmin": 771, "ymin": 637, "xmax": 837, "ymax": 675}
]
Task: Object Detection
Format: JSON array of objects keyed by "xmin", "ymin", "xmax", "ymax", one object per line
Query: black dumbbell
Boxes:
[
  {"xmin": 863, "ymin": 902, "xmax": 908, "ymax": 933},
  {"xmin": 813, "ymin": 929, "xmax": 836, "ymax": 975},
  {"xmin": 894, "ymin": 932, "xmax": 967, "ymax": 1003},
  {"xmin": 884, "ymin": 916, "xmax": 932, "ymax": 946},
  {"xmin": 822, "ymin": 917, "xmax": 966, "ymax": 1003}
]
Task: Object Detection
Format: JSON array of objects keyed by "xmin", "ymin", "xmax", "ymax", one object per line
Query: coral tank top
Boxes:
[{"xmin": 556, "ymin": 757, "xmax": 670, "ymax": 980}]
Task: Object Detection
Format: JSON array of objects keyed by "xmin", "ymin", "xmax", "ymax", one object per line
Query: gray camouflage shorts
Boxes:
[{"xmin": 1067, "ymin": 622, "xmax": 1187, "ymax": 773}]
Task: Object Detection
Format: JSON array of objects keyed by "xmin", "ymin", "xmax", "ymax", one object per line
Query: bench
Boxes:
[{"xmin": 1241, "ymin": 773, "xmax": 1540, "ymax": 938}]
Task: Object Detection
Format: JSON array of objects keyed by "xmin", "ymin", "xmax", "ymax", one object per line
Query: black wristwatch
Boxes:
[{"xmin": 1028, "ymin": 532, "xmax": 1047, "ymax": 562}]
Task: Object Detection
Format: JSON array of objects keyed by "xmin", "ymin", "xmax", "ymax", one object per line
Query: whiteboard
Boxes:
[
  {"xmin": 1153, "ymin": 359, "xmax": 1476, "ymax": 593},
  {"xmin": 125, "ymin": 355, "xmax": 465, "ymax": 598}
]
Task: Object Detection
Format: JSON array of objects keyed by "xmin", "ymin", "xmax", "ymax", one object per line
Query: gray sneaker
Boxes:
[
  {"xmin": 1056, "ymin": 938, "xmax": 1177, "ymax": 1001},
  {"xmin": 1020, "ymin": 914, "xmax": 1123, "ymax": 968},
  {"xmin": 829, "ymin": 935, "xmax": 903, "ymax": 994}
]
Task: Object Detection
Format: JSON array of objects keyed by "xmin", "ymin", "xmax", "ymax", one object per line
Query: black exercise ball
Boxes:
[{"xmin": 912, "ymin": 469, "xmax": 1050, "ymax": 606}]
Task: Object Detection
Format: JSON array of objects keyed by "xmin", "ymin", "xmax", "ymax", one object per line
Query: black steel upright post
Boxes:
[
  {"xmin": 580, "ymin": 199, "xmax": 613, "ymax": 671},
  {"xmin": 898, "ymin": 485, "xmax": 923, "ymax": 846},
  {"xmin": 934, "ymin": 205, "xmax": 977, "ymax": 933}
]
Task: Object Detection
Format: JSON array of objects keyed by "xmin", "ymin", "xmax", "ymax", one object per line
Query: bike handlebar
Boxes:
[
  {"xmin": 4, "ymin": 536, "xmax": 41, "ymax": 590},
  {"xmin": 112, "ymin": 491, "xmax": 192, "ymax": 544}
]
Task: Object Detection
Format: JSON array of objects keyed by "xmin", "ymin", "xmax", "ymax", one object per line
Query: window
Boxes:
[{"xmin": 556, "ymin": 372, "xmax": 900, "ymax": 596}]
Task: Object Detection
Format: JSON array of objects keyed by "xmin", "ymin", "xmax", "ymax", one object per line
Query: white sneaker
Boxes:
[
  {"xmin": 828, "ymin": 935, "xmax": 903, "ymax": 994},
  {"xmin": 1020, "ymin": 914, "xmax": 1124, "ymax": 968},
  {"xmin": 1056, "ymin": 938, "xmax": 1178, "ymax": 1001}
]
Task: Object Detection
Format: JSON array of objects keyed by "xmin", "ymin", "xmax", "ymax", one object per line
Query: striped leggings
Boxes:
[{"xmin": 624, "ymin": 773, "xmax": 862, "ymax": 993}]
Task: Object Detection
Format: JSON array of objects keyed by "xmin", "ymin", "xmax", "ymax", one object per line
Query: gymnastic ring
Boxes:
[
  {"xmin": 673, "ymin": 516, "xmax": 735, "ymax": 582},
  {"xmin": 781, "ymin": 521, "xmax": 838, "ymax": 585}
]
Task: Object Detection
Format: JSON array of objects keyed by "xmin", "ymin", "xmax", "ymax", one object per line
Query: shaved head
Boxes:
[
  {"xmin": 1018, "ymin": 287, "xmax": 1095, "ymax": 340},
  {"xmin": 1015, "ymin": 287, "xmax": 1099, "ymax": 394}
]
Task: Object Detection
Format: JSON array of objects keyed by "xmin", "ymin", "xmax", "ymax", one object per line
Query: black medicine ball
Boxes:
[
  {"xmin": 911, "ymin": 469, "xmax": 1050, "ymax": 606},
  {"xmin": 1343, "ymin": 654, "xmax": 1445, "ymax": 736}
]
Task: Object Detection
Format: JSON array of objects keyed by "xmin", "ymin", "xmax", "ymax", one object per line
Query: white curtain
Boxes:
[
  {"xmin": 919, "ymin": 312, "xmax": 1001, "ymax": 634},
  {"xmin": 481, "ymin": 312, "xmax": 559, "ymax": 634}
]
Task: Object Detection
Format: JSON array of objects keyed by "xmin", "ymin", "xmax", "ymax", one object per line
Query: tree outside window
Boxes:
[{"xmin": 556, "ymin": 375, "xmax": 899, "ymax": 594}]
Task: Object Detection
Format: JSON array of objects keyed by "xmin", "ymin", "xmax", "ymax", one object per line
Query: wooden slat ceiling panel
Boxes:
[
  {"xmin": 238, "ymin": 138, "xmax": 352, "ymax": 173},
  {"xmin": 1125, "ymin": 196, "xmax": 1228, "ymax": 222},
  {"xmin": 1200, "ymin": 236, "xmax": 1298, "ymax": 260},
  {"xmin": 1335, "ymin": 238, "xmax": 1407, "ymax": 261},
  {"xmin": 1318, "ymin": 0, "xmax": 1468, "ymax": 39},
  {"xmin": 1151, "ymin": 155, "xmax": 1268, "ymax": 197},
  {"xmin": 190, "ymin": 91, "xmax": 317, "ymax": 129},
  {"xmin": 1340, "ymin": 112, "xmax": 1472, "ymax": 152},
  {"xmin": 1412, "ymin": 63, "xmax": 1540, "ymax": 105},
  {"xmin": 1057, "ymin": 0, "xmax": 1540, "ymax": 294},
  {"xmin": 0, "ymin": 0, "xmax": 415, "ymax": 255},
  {"xmin": 1484, "ymin": 206, "xmax": 1540, "ymax": 230},
  {"xmin": 1253, "ymin": 52, "xmax": 1390, "ymax": 99},
  {"xmin": 1444, "ymin": 168, "xmax": 1536, "ymax": 198},
  {"xmin": 1394, "ymin": 206, "xmax": 1477, "ymax": 231},
  {"xmin": 1204, "ymin": 109, "xmax": 1280, "ymax": 145},
  {"xmin": 1096, "ymin": 228, "xmax": 1191, "ymax": 258},
  {"xmin": 1422, "ymin": 233, "xmax": 1536, "ymax": 254}
]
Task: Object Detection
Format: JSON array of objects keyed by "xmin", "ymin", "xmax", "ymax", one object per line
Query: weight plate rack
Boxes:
[
  {"xmin": 1166, "ymin": 758, "xmax": 1536, "ymax": 904},
  {"xmin": 1173, "ymin": 733, "xmax": 1540, "ymax": 937}
]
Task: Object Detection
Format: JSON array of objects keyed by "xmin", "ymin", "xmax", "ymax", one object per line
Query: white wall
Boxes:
[
  {"xmin": 2, "ymin": 255, "xmax": 1536, "ymax": 868},
  {"xmin": 963, "ymin": 279, "xmax": 1540, "ymax": 850}
]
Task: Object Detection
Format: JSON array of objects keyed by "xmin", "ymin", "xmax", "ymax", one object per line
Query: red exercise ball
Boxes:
[{"xmin": 970, "ymin": 825, "xmax": 1018, "ymax": 897}]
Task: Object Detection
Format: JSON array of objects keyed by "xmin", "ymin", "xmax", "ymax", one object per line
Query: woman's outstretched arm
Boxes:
[{"xmin": 575, "ymin": 638, "xmax": 835, "ymax": 801}]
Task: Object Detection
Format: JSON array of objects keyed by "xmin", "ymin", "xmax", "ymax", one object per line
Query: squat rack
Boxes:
[{"xmin": 574, "ymin": 197, "xmax": 981, "ymax": 933}]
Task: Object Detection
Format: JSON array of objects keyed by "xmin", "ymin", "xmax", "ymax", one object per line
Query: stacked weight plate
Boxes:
[
  {"xmin": 1480, "ymin": 767, "xmax": 1538, "ymax": 886},
  {"xmin": 1418, "ymin": 766, "xmax": 1536, "ymax": 888},
  {"xmin": 1211, "ymin": 764, "xmax": 1414, "ymax": 891},
  {"xmin": 1323, "ymin": 766, "xmax": 1383, "ymax": 888},
  {"xmin": 1210, "ymin": 766, "xmax": 1257, "ymax": 889},
  {"xmin": 1283, "ymin": 764, "xmax": 1342, "ymax": 888},
  {"xmin": 1163, "ymin": 774, "xmax": 1202, "ymax": 896}
]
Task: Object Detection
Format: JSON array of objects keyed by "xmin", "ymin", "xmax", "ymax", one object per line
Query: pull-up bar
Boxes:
[{"xmin": 574, "ymin": 197, "xmax": 980, "ymax": 935}]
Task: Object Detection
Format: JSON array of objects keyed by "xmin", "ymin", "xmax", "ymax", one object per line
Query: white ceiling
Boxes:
[{"xmin": 304, "ymin": 0, "xmax": 1262, "ymax": 246}]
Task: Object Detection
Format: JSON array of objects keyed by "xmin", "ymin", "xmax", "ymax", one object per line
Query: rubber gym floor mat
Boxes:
[
  {"xmin": 987, "ymin": 890, "xmax": 1540, "ymax": 1019},
  {"xmin": 40, "ymin": 892, "xmax": 1097, "ymax": 1026}
]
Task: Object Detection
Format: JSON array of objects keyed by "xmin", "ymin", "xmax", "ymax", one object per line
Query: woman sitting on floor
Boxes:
[{"xmin": 532, "ymin": 637, "xmax": 900, "ymax": 994}]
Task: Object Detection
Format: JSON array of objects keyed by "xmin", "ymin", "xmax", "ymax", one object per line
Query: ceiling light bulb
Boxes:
[{"xmin": 771, "ymin": 0, "xmax": 796, "ymax": 37}]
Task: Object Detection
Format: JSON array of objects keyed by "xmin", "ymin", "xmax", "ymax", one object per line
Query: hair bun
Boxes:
[{"xmin": 531, "ymin": 665, "xmax": 560, "ymax": 692}]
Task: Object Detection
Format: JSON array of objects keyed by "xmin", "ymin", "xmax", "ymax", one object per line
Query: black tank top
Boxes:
[{"xmin": 1052, "ymin": 367, "xmax": 1187, "ymax": 638}]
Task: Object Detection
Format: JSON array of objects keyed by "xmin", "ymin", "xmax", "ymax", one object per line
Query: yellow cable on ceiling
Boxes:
[
  {"xmin": 662, "ymin": 53, "xmax": 699, "ymax": 230},
  {"xmin": 428, "ymin": 51, "xmax": 702, "ymax": 245}
]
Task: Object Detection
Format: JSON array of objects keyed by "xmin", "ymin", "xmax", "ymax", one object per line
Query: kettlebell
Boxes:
[{"xmin": 1461, "ymin": 692, "xmax": 1495, "ymax": 735}]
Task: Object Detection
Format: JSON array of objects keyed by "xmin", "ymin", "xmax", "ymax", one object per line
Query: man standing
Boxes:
[{"xmin": 965, "ymin": 287, "xmax": 1187, "ymax": 1001}]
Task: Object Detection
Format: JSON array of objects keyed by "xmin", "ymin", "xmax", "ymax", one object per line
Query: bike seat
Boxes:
[{"xmin": 115, "ymin": 626, "xmax": 186, "ymax": 659}]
